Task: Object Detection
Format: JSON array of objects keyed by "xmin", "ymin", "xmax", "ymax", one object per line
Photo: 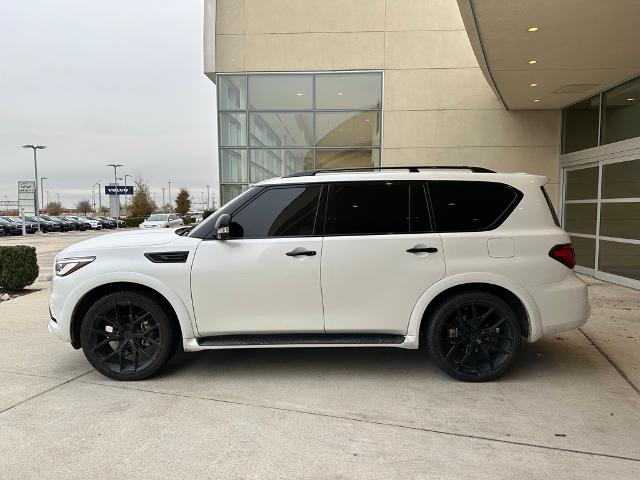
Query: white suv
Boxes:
[{"xmin": 49, "ymin": 167, "xmax": 590, "ymax": 382}]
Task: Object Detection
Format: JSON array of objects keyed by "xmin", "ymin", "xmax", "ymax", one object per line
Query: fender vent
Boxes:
[{"xmin": 144, "ymin": 251, "xmax": 189, "ymax": 263}]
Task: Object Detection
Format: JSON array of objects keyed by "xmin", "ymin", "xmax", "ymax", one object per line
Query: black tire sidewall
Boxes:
[
  {"xmin": 426, "ymin": 291, "xmax": 522, "ymax": 382},
  {"xmin": 80, "ymin": 291, "xmax": 176, "ymax": 381}
]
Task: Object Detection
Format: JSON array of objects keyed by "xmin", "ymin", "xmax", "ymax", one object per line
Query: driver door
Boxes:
[{"xmin": 190, "ymin": 184, "xmax": 325, "ymax": 336}]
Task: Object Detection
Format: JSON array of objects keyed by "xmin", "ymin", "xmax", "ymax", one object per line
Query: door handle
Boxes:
[
  {"xmin": 286, "ymin": 249, "xmax": 317, "ymax": 257},
  {"xmin": 406, "ymin": 246, "xmax": 438, "ymax": 254}
]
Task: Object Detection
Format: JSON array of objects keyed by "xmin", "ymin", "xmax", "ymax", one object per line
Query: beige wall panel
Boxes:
[
  {"xmin": 216, "ymin": 0, "xmax": 244, "ymax": 34},
  {"xmin": 383, "ymin": 146, "xmax": 559, "ymax": 182},
  {"xmin": 385, "ymin": 30, "xmax": 477, "ymax": 69},
  {"xmin": 385, "ymin": 0, "xmax": 464, "ymax": 31},
  {"xmin": 245, "ymin": 0, "xmax": 385, "ymax": 34},
  {"xmin": 215, "ymin": 34, "xmax": 245, "ymax": 72},
  {"xmin": 384, "ymin": 110, "xmax": 560, "ymax": 148},
  {"xmin": 384, "ymin": 68, "xmax": 503, "ymax": 111},
  {"xmin": 245, "ymin": 33, "xmax": 384, "ymax": 71}
]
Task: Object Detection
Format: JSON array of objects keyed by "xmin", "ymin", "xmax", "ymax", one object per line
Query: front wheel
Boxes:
[
  {"xmin": 425, "ymin": 291, "xmax": 522, "ymax": 382},
  {"xmin": 80, "ymin": 291, "xmax": 177, "ymax": 380}
]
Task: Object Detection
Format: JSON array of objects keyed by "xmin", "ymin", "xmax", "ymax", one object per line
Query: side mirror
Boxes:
[{"xmin": 214, "ymin": 214, "xmax": 231, "ymax": 240}]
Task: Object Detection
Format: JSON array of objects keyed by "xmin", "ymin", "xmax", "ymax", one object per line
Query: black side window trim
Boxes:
[
  {"xmin": 425, "ymin": 180, "xmax": 523, "ymax": 233},
  {"xmin": 227, "ymin": 184, "xmax": 324, "ymax": 240},
  {"xmin": 541, "ymin": 186, "xmax": 560, "ymax": 227}
]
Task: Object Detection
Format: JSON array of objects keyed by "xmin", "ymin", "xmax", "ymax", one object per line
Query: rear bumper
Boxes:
[{"xmin": 527, "ymin": 273, "xmax": 590, "ymax": 338}]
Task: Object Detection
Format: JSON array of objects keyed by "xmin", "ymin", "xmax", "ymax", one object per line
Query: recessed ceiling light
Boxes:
[
  {"xmin": 533, "ymin": 99, "xmax": 541, "ymax": 102},
  {"xmin": 528, "ymin": 60, "xmax": 537, "ymax": 64},
  {"xmin": 627, "ymin": 98, "xmax": 636, "ymax": 101},
  {"xmin": 338, "ymin": 92, "xmax": 344, "ymax": 96},
  {"xmin": 296, "ymin": 92, "xmax": 302, "ymax": 96},
  {"xmin": 364, "ymin": 119, "xmax": 370, "ymax": 123},
  {"xmin": 528, "ymin": 26, "xmax": 539, "ymax": 32},
  {"xmin": 530, "ymin": 83, "xmax": 539, "ymax": 87}
]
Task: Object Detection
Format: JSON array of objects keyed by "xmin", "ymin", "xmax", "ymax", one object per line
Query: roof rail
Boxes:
[{"xmin": 283, "ymin": 166, "xmax": 495, "ymax": 178}]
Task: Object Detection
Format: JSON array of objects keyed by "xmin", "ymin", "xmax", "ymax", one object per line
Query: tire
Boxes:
[
  {"xmin": 425, "ymin": 291, "xmax": 522, "ymax": 382},
  {"xmin": 80, "ymin": 290, "xmax": 177, "ymax": 380}
]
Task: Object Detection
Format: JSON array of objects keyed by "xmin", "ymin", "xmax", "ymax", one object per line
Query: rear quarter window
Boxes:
[{"xmin": 428, "ymin": 181, "xmax": 523, "ymax": 232}]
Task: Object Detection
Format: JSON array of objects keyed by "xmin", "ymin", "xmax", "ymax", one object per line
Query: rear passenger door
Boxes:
[{"xmin": 321, "ymin": 181, "xmax": 445, "ymax": 334}]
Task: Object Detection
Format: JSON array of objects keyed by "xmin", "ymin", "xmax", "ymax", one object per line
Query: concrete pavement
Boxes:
[{"xmin": 0, "ymin": 233, "xmax": 639, "ymax": 478}]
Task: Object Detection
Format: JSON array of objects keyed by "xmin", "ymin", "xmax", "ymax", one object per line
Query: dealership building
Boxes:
[{"xmin": 203, "ymin": 0, "xmax": 640, "ymax": 288}]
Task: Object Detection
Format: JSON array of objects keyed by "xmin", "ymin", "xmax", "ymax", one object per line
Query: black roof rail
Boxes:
[{"xmin": 283, "ymin": 166, "xmax": 495, "ymax": 178}]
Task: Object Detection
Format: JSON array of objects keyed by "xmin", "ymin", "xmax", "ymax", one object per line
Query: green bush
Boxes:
[
  {"xmin": 203, "ymin": 209, "xmax": 216, "ymax": 220},
  {"xmin": 0, "ymin": 246, "xmax": 39, "ymax": 291},
  {"xmin": 124, "ymin": 217, "xmax": 145, "ymax": 228},
  {"xmin": 182, "ymin": 216, "xmax": 193, "ymax": 225}
]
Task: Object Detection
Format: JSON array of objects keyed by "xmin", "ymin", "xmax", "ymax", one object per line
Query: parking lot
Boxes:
[{"xmin": 0, "ymin": 232, "xmax": 639, "ymax": 478}]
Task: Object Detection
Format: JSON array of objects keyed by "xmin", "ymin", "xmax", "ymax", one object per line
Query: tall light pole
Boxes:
[
  {"xmin": 95, "ymin": 182, "xmax": 102, "ymax": 213},
  {"xmin": 106, "ymin": 164, "xmax": 123, "ymax": 226},
  {"xmin": 22, "ymin": 144, "xmax": 47, "ymax": 233},
  {"xmin": 40, "ymin": 177, "xmax": 47, "ymax": 213},
  {"xmin": 206, "ymin": 184, "xmax": 210, "ymax": 210},
  {"xmin": 161, "ymin": 187, "xmax": 166, "ymax": 211},
  {"xmin": 124, "ymin": 174, "xmax": 131, "ymax": 214},
  {"xmin": 168, "ymin": 181, "xmax": 172, "ymax": 212}
]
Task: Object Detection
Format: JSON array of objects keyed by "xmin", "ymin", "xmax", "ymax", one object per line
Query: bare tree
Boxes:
[
  {"xmin": 76, "ymin": 200, "xmax": 91, "ymax": 214},
  {"xmin": 45, "ymin": 201, "xmax": 63, "ymax": 215}
]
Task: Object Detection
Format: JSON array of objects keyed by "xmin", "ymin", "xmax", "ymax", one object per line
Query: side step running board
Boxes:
[{"xmin": 196, "ymin": 333, "xmax": 405, "ymax": 347}]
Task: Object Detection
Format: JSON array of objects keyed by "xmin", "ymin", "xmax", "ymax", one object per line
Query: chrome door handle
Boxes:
[
  {"xmin": 406, "ymin": 246, "xmax": 438, "ymax": 254},
  {"xmin": 286, "ymin": 249, "xmax": 317, "ymax": 257}
]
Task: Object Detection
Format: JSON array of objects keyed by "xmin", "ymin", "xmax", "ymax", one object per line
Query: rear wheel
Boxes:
[
  {"xmin": 425, "ymin": 291, "xmax": 521, "ymax": 382},
  {"xmin": 80, "ymin": 291, "xmax": 177, "ymax": 380}
]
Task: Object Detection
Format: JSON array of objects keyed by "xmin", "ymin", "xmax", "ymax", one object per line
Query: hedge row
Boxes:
[
  {"xmin": 0, "ymin": 246, "xmax": 39, "ymax": 291},
  {"xmin": 124, "ymin": 217, "xmax": 146, "ymax": 228}
]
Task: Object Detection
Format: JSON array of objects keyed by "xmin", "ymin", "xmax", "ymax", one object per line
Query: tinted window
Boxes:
[
  {"xmin": 411, "ymin": 183, "xmax": 432, "ymax": 233},
  {"xmin": 230, "ymin": 186, "xmax": 321, "ymax": 238},
  {"xmin": 325, "ymin": 182, "xmax": 409, "ymax": 235},
  {"xmin": 429, "ymin": 181, "xmax": 521, "ymax": 232}
]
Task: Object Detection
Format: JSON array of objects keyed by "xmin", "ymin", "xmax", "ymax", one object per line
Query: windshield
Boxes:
[
  {"xmin": 147, "ymin": 214, "xmax": 169, "ymax": 221},
  {"xmin": 188, "ymin": 187, "xmax": 258, "ymax": 238}
]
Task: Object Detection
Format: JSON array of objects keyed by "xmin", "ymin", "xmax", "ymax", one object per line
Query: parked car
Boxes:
[
  {"xmin": 0, "ymin": 216, "xmax": 37, "ymax": 234},
  {"xmin": 50, "ymin": 216, "xmax": 76, "ymax": 232},
  {"xmin": 39, "ymin": 215, "xmax": 68, "ymax": 232},
  {"xmin": 49, "ymin": 166, "xmax": 590, "ymax": 382},
  {"xmin": 103, "ymin": 216, "xmax": 125, "ymax": 228},
  {"xmin": 78, "ymin": 216, "xmax": 103, "ymax": 230},
  {"xmin": 0, "ymin": 218, "xmax": 21, "ymax": 235},
  {"xmin": 187, "ymin": 212, "xmax": 204, "ymax": 224},
  {"xmin": 62, "ymin": 216, "xmax": 88, "ymax": 231},
  {"xmin": 0, "ymin": 223, "xmax": 4, "ymax": 236},
  {"xmin": 95, "ymin": 216, "xmax": 116, "ymax": 229},
  {"xmin": 138, "ymin": 213, "xmax": 184, "ymax": 229}
]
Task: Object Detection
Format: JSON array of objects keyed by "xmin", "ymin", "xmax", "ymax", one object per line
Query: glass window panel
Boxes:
[
  {"xmin": 602, "ymin": 159, "xmax": 640, "ymax": 198},
  {"xmin": 316, "ymin": 111, "xmax": 380, "ymax": 147},
  {"xmin": 249, "ymin": 149, "xmax": 313, "ymax": 182},
  {"xmin": 325, "ymin": 183, "xmax": 410, "ymax": 235},
  {"xmin": 570, "ymin": 236, "xmax": 596, "ymax": 269},
  {"xmin": 561, "ymin": 96, "xmax": 600, "ymax": 154},
  {"xmin": 600, "ymin": 202, "xmax": 640, "ymax": 240},
  {"xmin": 563, "ymin": 203, "xmax": 597, "ymax": 235},
  {"xmin": 249, "ymin": 113, "xmax": 313, "ymax": 147},
  {"xmin": 565, "ymin": 167, "xmax": 598, "ymax": 200},
  {"xmin": 231, "ymin": 186, "xmax": 321, "ymax": 238},
  {"xmin": 218, "ymin": 75, "xmax": 246, "ymax": 111},
  {"xmin": 220, "ymin": 149, "xmax": 247, "ymax": 183},
  {"xmin": 219, "ymin": 112, "xmax": 247, "ymax": 147},
  {"xmin": 601, "ymin": 77, "xmax": 640, "ymax": 145},
  {"xmin": 316, "ymin": 149, "xmax": 380, "ymax": 169},
  {"xmin": 598, "ymin": 240, "xmax": 640, "ymax": 281},
  {"xmin": 316, "ymin": 73, "xmax": 382, "ymax": 110},
  {"xmin": 221, "ymin": 184, "xmax": 248, "ymax": 205},
  {"xmin": 410, "ymin": 183, "xmax": 432, "ymax": 233},
  {"xmin": 248, "ymin": 75, "xmax": 313, "ymax": 110}
]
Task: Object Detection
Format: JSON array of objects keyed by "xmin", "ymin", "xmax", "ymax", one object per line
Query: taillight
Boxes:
[{"xmin": 549, "ymin": 244, "xmax": 576, "ymax": 269}]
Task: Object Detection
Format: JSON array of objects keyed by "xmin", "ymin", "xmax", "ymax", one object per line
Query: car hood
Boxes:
[
  {"xmin": 62, "ymin": 229, "xmax": 180, "ymax": 254},
  {"xmin": 142, "ymin": 221, "xmax": 170, "ymax": 225}
]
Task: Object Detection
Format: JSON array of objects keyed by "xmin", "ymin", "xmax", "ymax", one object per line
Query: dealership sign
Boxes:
[
  {"xmin": 105, "ymin": 185, "xmax": 134, "ymax": 195},
  {"xmin": 17, "ymin": 180, "xmax": 37, "ymax": 216},
  {"xmin": 18, "ymin": 181, "xmax": 36, "ymax": 193}
]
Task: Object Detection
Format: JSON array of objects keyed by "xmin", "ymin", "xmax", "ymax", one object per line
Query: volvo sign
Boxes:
[{"xmin": 105, "ymin": 185, "xmax": 134, "ymax": 195}]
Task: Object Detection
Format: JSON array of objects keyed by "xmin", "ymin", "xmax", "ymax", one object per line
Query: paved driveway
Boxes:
[{"xmin": 0, "ymin": 233, "xmax": 639, "ymax": 478}]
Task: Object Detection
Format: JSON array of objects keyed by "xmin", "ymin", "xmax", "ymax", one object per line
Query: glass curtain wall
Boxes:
[{"xmin": 218, "ymin": 72, "xmax": 383, "ymax": 204}]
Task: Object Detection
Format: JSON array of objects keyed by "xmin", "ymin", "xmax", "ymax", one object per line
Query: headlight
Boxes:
[{"xmin": 55, "ymin": 256, "xmax": 95, "ymax": 277}]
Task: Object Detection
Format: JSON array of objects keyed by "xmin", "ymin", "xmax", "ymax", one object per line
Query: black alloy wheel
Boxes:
[
  {"xmin": 80, "ymin": 291, "xmax": 177, "ymax": 380},
  {"xmin": 426, "ymin": 291, "xmax": 521, "ymax": 382}
]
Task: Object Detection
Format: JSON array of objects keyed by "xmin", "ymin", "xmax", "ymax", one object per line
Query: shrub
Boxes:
[
  {"xmin": 203, "ymin": 209, "xmax": 216, "ymax": 220},
  {"xmin": 0, "ymin": 246, "xmax": 39, "ymax": 291},
  {"xmin": 124, "ymin": 217, "xmax": 145, "ymax": 228}
]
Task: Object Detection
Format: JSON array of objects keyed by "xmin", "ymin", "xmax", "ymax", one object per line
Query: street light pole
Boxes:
[
  {"xmin": 168, "ymin": 181, "xmax": 172, "ymax": 212},
  {"xmin": 206, "ymin": 185, "xmax": 210, "ymax": 210},
  {"xmin": 22, "ymin": 144, "xmax": 47, "ymax": 233},
  {"xmin": 40, "ymin": 177, "xmax": 47, "ymax": 213},
  {"xmin": 124, "ymin": 174, "xmax": 131, "ymax": 214},
  {"xmin": 106, "ymin": 164, "xmax": 123, "ymax": 226},
  {"xmin": 96, "ymin": 182, "xmax": 102, "ymax": 213},
  {"xmin": 161, "ymin": 187, "xmax": 166, "ymax": 211}
]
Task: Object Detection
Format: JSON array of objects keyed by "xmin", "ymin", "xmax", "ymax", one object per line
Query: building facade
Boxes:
[{"xmin": 204, "ymin": 0, "xmax": 640, "ymax": 288}]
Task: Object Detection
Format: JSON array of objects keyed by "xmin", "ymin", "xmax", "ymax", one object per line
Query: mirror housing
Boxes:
[{"xmin": 214, "ymin": 214, "xmax": 231, "ymax": 240}]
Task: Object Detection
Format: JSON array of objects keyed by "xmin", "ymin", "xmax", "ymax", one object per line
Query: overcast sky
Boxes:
[{"xmin": 0, "ymin": 0, "xmax": 217, "ymax": 209}]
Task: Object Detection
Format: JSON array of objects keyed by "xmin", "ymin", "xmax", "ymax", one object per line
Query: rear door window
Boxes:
[{"xmin": 428, "ymin": 181, "xmax": 522, "ymax": 232}]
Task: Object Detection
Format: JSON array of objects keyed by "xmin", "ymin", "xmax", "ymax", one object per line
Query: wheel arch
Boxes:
[
  {"xmin": 69, "ymin": 281, "xmax": 188, "ymax": 349},
  {"xmin": 408, "ymin": 274, "xmax": 543, "ymax": 345}
]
